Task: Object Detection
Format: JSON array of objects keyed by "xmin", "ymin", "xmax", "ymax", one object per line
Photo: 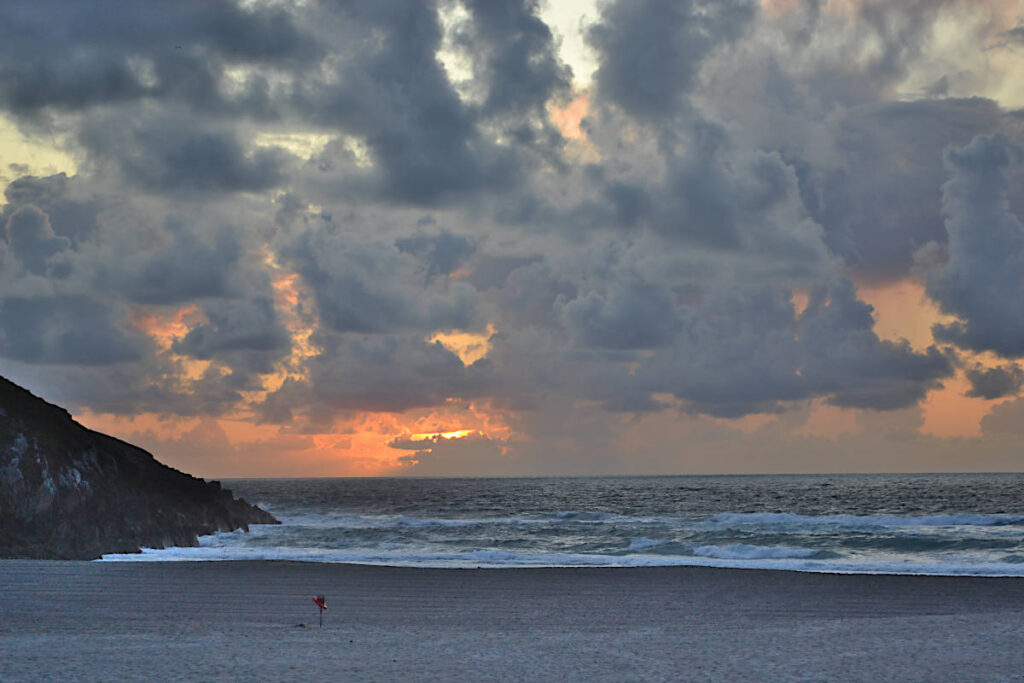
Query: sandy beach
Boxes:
[{"xmin": 2, "ymin": 561, "xmax": 1022, "ymax": 681}]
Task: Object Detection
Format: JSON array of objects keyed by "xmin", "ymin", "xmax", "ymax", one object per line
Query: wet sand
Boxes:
[{"xmin": 2, "ymin": 561, "xmax": 1023, "ymax": 681}]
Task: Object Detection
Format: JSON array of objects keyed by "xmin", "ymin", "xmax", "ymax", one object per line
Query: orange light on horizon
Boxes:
[{"xmin": 407, "ymin": 428, "xmax": 477, "ymax": 442}]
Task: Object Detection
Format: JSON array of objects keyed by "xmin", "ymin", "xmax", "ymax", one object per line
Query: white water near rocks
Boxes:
[{"xmin": 100, "ymin": 474, "xmax": 1024, "ymax": 575}]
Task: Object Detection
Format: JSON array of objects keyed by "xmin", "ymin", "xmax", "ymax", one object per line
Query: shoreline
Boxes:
[
  {"xmin": 4, "ymin": 560, "xmax": 1023, "ymax": 680},
  {"xmin": 94, "ymin": 554, "xmax": 1024, "ymax": 578}
]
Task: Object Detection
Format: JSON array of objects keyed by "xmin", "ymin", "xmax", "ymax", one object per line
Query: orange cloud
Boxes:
[
  {"xmin": 551, "ymin": 93, "xmax": 589, "ymax": 140},
  {"xmin": 128, "ymin": 304, "xmax": 201, "ymax": 350}
]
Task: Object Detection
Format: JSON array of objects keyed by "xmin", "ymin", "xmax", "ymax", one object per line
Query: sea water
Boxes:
[{"xmin": 100, "ymin": 474, "xmax": 1024, "ymax": 576}]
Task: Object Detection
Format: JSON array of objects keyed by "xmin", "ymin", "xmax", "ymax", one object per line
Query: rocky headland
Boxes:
[{"xmin": 0, "ymin": 376, "xmax": 277, "ymax": 559}]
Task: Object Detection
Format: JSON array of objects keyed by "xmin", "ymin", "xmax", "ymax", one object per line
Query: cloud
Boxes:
[
  {"xmin": 460, "ymin": 0, "xmax": 572, "ymax": 117},
  {"xmin": 561, "ymin": 281, "xmax": 679, "ymax": 350},
  {"xmin": 2, "ymin": 0, "xmax": 1023, "ymax": 475},
  {"xmin": 926, "ymin": 134, "xmax": 1024, "ymax": 357},
  {"xmin": 394, "ymin": 230, "xmax": 476, "ymax": 280},
  {"xmin": 393, "ymin": 432, "xmax": 514, "ymax": 477},
  {"xmin": 623, "ymin": 278, "xmax": 953, "ymax": 417},
  {"xmin": 282, "ymin": 224, "xmax": 482, "ymax": 335},
  {"xmin": 78, "ymin": 112, "xmax": 293, "ymax": 194},
  {"xmin": 295, "ymin": 0, "xmax": 523, "ymax": 206},
  {"xmin": 965, "ymin": 364, "xmax": 1024, "ymax": 400},
  {"xmin": 172, "ymin": 296, "xmax": 290, "ymax": 375},
  {"xmin": 97, "ymin": 220, "xmax": 241, "ymax": 305},
  {"xmin": 264, "ymin": 332, "xmax": 484, "ymax": 415},
  {"xmin": 2, "ymin": 204, "xmax": 70, "ymax": 276},
  {"xmin": 0, "ymin": 0, "xmax": 317, "ymax": 122},
  {"xmin": 587, "ymin": 0, "xmax": 756, "ymax": 121},
  {"xmin": 0, "ymin": 173, "xmax": 100, "ymax": 245},
  {"xmin": 0, "ymin": 295, "xmax": 147, "ymax": 365}
]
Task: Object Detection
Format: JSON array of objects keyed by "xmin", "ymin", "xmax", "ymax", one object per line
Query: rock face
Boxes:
[{"xmin": 0, "ymin": 376, "xmax": 277, "ymax": 559}]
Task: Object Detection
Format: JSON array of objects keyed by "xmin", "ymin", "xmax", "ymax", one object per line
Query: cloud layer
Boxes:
[{"xmin": 2, "ymin": 0, "xmax": 1023, "ymax": 474}]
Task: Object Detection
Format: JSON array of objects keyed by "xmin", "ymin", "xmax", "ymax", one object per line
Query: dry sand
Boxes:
[{"xmin": 2, "ymin": 560, "xmax": 1023, "ymax": 681}]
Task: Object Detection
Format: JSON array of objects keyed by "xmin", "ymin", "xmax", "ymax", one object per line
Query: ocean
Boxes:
[{"xmin": 101, "ymin": 474, "xmax": 1024, "ymax": 576}]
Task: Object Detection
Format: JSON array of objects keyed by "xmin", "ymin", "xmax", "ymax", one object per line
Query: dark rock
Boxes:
[{"xmin": 0, "ymin": 375, "xmax": 278, "ymax": 559}]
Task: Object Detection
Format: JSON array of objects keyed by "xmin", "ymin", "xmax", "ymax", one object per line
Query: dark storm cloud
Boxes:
[
  {"xmin": 926, "ymin": 134, "xmax": 1024, "ymax": 357},
  {"xmin": 696, "ymin": 0, "xmax": 1019, "ymax": 281},
  {"xmin": 1, "ymin": 0, "xmax": 1019, "ymax": 448},
  {"xmin": 0, "ymin": 295, "xmax": 146, "ymax": 365},
  {"xmin": 282, "ymin": 224, "xmax": 482, "ymax": 335},
  {"xmin": 0, "ymin": 0, "xmax": 316, "ymax": 121},
  {"xmin": 2, "ymin": 205, "xmax": 70, "ymax": 276},
  {"xmin": 265, "ymin": 332, "xmax": 484, "ymax": 415},
  {"xmin": 587, "ymin": 0, "xmax": 756, "ymax": 121},
  {"xmin": 562, "ymin": 282, "xmax": 678, "ymax": 350},
  {"xmin": 796, "ymin": 279, "xmax": 952, "ymax": 410},
  {"xmin": 460, "ymin": 0, "xmax": 572, "ymax": 117},
  {"xmin": 78, "ymin": 113, "xmax": 293, "ymax": 194},
  {"xmin": 172, "ymin": 297, "xmax": 290, "ymax": 374},
  {"xmin": 624, "ymin": 279, "xmax": 952, "ymax": 417},
  {"xmin": 296, "ymin": 0, "xmax": 521, "ymax": 206},
  {"xmin": 98, "ymin": 221, "xmax": 240, "ymax": 305},
  {"xmin": 1, "ymin": 173, "xmax": 100, "ymax": 245},
  {"xmin": 395, "ymin": 231, "xmax": 476, "ymax": 280},
  {"xmin": 802, "ymin": 98, "xmax": 1008, "ymax": 278},
  {"xmin": 965, "ymin": 364, "xmax": 1024, "ymax": 400}
]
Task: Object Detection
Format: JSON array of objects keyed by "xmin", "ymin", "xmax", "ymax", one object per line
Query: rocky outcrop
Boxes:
[{"xmin": 0, "ymin": 376, "xmax": 277, "ymax": 559}]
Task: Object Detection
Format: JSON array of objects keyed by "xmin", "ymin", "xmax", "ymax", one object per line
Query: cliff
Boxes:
[{"xmin": 0, "ymin": 376, "xmax": 277, "ymax": 559}]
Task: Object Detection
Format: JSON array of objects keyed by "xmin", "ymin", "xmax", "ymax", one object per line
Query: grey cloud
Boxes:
[
  {"xmin": 1001, "ymin": 24, "xmax": 1024, "ymax": 45},
  {"xmin": 797, "ymin": 279, "xmax": 952, "ymax": 410},
  {"xmin": 2, "ymin": 205, "xmax": 70, "ymax": 276},
  {"xmin": 927, "ymin": 134, "xmax": 1024, "ymax": 357},
  {"xmin": 79, "ymin": 113, "xmax": 292, "ymax": 194},
  {"xmin": 0, "ymin": 295, "xmax": 147, "ymax": 365},
  {"xmin": 0, "ymin": 360, "xmax": 248, "ymax": 418},
  {"xmin": 283, "ymin": 225, "xmax": 482, "ymax": 335},
  {"xmin": 464, "ymin": 254, "xmax": 540, "ymax": 290},
  {"xmin": 491, "ymin": 260, "xmax": 576, "ymax": 330},
  {"xmin": 562, "ymin": 282, "xmax": 678, "ymax": 350},
  {"xmin": 965, "ymin": 364, "xmax": 1024, "ymax": 400},
  {"xmin": 0, "ymin": 173, "xmax": 100, "ymax": 245},
  {"xmin": 98, "ymin": 221, "xmax": 240, "ymax": 305},
  {"xmin": 172, "ymin": 297, "xmax": 290, "ymax": 374},
  {"xmin": 697, "ymin": 1, "xmax": 1015, "ymax": 280},
  {"xmin": 0, "ymin": 0, "xmax": 316, "ymax": 121},
  {"xmin": 633, "ymin": 287, "xmax": 806, "ymax": 417},
  {"xmin": 297, "ymin": 0, "xmax": 521, "ymax": 206},
  {"xmin": 269, "ymin": 332, "xmax": 484, "ymax": 414},
  {"xmin": 0, "ymin": 0, "xmax": 1018, "ymax": 450},
  {"xmin": 812, "ymin": 98, "xmax": 1007, "ymax": 279},
  {"xmin": 395, "ymin": 231, "xmax": 476, "ymax": 280},
  {"xmin": 625, "ymin": 279, "xmax": 952, "ymax": 417},
  {"xmin": 394, "ymin": 432, "xmax": 514, "ymax": 477},
  {"xmin": 460, "ymin": 0, "xmax": 572, "ymax": 117},
  {"xmin": 587, "ymin": 0, "xmax": 755, "ymax": 121}
]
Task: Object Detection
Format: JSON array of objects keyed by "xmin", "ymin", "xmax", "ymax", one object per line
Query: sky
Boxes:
[{"xmin": 1, "ymin": 0, "xmax": 1024, "ymax": 477}]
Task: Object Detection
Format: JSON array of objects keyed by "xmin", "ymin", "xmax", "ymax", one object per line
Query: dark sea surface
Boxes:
[{"xmin": 101, "ymin": 474, "xmax": 1024, "ymax": 575}]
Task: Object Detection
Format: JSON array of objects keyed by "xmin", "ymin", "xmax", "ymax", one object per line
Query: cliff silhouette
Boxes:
[{"xmin": 0, "ymin": 375, "xmax": 277, "ymax": 559}]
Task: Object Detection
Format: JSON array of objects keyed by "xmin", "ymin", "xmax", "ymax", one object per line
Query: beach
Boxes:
[{"xmin": 2, "ymin": 561, "xmax": 1023, "ymax": 681}]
